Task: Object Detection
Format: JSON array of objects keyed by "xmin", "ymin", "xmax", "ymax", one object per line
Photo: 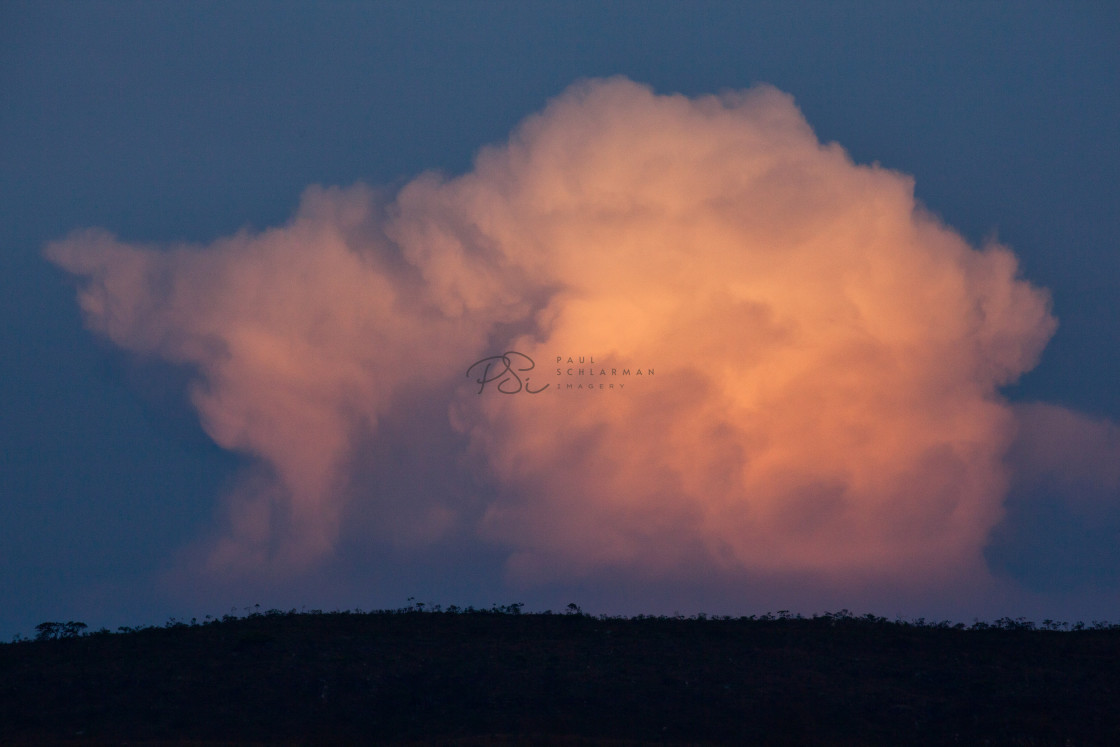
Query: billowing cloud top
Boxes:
[{"xmin": 48, "ymin": 77, "xmax": 1066, "ymax": 596}]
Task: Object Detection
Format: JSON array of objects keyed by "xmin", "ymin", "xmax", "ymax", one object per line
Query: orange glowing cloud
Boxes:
[
  {"xmin": 48, "ymin": 77, "xmax": 1078, "ymax": 595},
  {"xmin": 47, "ymin": 187, "xmax": 498, "ymax": 570}
]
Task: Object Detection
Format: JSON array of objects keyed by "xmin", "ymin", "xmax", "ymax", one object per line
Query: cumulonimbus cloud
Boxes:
[{"xmin": 49, "ymin": 76, "xmax": 1101, "ymax": 596}]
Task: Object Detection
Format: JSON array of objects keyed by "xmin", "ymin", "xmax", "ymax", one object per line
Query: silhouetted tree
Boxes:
[
  {"xmin": 34, "ymin": 622, "xmax": 61, "ymax": 641},
  {"xmin": 34, "ymin": 621, "xmax": 87, "ymax": 640}
]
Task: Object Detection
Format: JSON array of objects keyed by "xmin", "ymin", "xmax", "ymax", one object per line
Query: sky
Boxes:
[{"xmin": 2, "ymin": 1, "xmax": 1118, "ymax": 639}]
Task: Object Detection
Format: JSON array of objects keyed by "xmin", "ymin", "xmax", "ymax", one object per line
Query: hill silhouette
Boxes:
[{"xmin": 2, "ymin": 605, "xmax": 1118, "ymax": 745}]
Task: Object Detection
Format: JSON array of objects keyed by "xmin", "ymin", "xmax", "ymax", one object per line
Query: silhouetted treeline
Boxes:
[{"xmin": 2, "ymin": 604, "xmax": 1118, "ymax": 745}]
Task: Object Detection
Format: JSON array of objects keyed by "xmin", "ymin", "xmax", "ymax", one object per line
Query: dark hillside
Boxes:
[{"xmin": 1, "ymin": 609, "xmax": 1117, "ymax": 745}]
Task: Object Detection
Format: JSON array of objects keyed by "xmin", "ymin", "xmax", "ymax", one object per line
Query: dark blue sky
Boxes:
[{"xmin": 2, "ymin": 1, "xmax": 1117, "ymax": 638}]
